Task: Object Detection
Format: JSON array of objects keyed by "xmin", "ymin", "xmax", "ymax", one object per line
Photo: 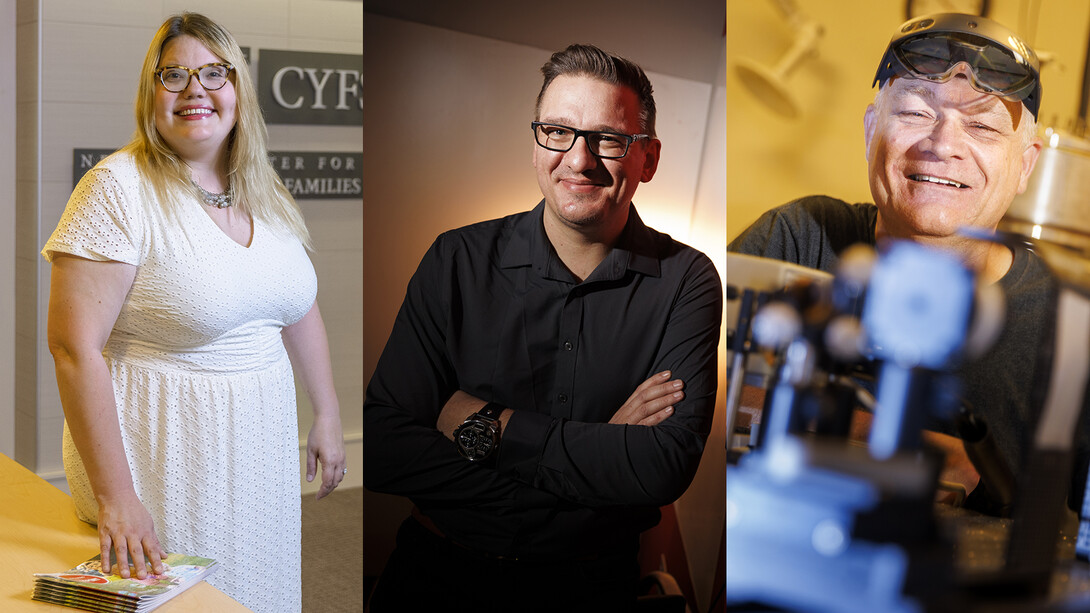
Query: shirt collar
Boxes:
[{"xmin": 500, "ymin": 201, "xmax": 662, "ymax": 281}]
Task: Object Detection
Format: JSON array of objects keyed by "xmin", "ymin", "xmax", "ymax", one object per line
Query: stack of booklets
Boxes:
[{"xmin": 32, "ymin": 552, "xmax": 218, "ymax": 612}]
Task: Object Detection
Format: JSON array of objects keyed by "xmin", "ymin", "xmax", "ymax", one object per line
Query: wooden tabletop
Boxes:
[{"xmin": 0, "ymin": 452, "xmax": 251, "ymax": 612}]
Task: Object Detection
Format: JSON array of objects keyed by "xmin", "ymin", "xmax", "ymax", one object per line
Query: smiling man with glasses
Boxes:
[
  {"xmin": 363, "ymin": 43, "xmax": 723, "ymax": 611},
  {"xmin": 531, "ymin": 122, "xmax": 651, "ymax": 159}
]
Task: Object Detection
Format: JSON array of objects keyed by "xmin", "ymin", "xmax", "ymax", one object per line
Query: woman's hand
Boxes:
[
  {"xmin": 96, "ymin": 491, "xmax": 166, "ymax": 579},
  {"xmin": 609, "ymin": 370, "xmax": 685, "ymax": 426},
  {"xmin": 283, "ymin": 302, "xmax": 345, "ymax": 500},
  {"xmin": 306, "ymin": 413, "xmax": 346, "ymax": 500}
]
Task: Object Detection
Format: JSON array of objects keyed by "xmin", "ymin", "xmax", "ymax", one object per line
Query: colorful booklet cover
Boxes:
[{"xmin": 33, "ymin": 552, "xmax": 218, "ymax": 612}]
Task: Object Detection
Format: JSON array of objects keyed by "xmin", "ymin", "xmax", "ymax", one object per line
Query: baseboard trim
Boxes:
[{"xmin": 41, "ymin": 470, "xmax": 68, "ymax": 494}]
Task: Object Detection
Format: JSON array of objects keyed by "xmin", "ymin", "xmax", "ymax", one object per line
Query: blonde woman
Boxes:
[{"xmin": 43, "ymin": 13, "xmax": 344, "ymax": 613}]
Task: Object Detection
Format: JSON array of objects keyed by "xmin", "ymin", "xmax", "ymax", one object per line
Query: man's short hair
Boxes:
[{"xmin": 535, "ymin": 44, "xmax": 657, "ymax": 138}]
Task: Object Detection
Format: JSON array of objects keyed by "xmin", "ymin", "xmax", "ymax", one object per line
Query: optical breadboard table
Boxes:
[{"xmin": 0, "ymin": 452, "xmax": 252, "ymax": 612}]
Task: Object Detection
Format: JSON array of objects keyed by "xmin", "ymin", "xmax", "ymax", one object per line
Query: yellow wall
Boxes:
[{"xmin": 726, "ymin": 0, "xmax": 1090, "ymax": 241}]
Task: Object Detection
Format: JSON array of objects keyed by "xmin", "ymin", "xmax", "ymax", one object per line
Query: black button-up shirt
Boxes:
[{"xmin": 363, "ymin": 201, "xmax": 723, "ymax": 558}]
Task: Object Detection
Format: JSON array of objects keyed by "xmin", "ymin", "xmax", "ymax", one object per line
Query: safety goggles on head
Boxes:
[{"xmin": 872, "ymin": 13, "xmax": 1041, "ymax": 121}]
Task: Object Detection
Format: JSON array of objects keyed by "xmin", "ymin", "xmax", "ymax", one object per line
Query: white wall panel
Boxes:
[
  {"xmin": 161, "ymin": 0, "xmax": 293, "ymax": 38},
  {"xmin": 268, "ymin": 124, "xmax": 362, "ymax": 145},
  {"xmin": 38, "ymin": 104, "xmax": 130, "ymax": 184},
  {"xmin": 289, "ymin": 0, "xmax": 364, "ymax": 42},
  {"xmin": 298, "ymin": 200, "xmax": 366, "ymax": 250},
  {"xmin": 35, "ymin": 415, "xmax": 64, "ymax": 473},
  {"xmin": 41, "ymin": 1, "xmax": 163, "ymax": 27},
  {"xmin": 279, "ymin": 37, "xmax": 365, "ymax": 53},
  {"xmin": 628, "ymin": 74, "xmax": 714, "ymax": 244},
  {"xmin": 41, "ymin": 23, "xmax": 147, "ymax": 104}
]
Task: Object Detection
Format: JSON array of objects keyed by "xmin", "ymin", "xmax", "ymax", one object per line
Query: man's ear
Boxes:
[
  {"xmin": 863, "ymin": 104, "xmax": 877, "ymax": 162},
  {"xmin": 640, "ymin": 138, "xmax": 661, "ymax": 183},
  {"xmin": 1017, "ymin": 136, "xmax": 1043, "ymax": 195}
]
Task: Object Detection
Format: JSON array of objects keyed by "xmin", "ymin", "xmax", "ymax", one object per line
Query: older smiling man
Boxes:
[{"xmin": 728, "ymin": 13, "xmax": 1090, "ymax": 516}]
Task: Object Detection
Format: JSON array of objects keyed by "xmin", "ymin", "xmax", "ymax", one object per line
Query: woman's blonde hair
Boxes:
[{"xmin": 123, "ymin": 12, "xmax": 312, "ymax": 248}]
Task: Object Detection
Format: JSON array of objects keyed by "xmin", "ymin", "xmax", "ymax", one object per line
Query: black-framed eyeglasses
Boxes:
[
  {"xmin": 531, "ymin": 122, "xmax": 650, "ymax": 159},
  {"xmin": 155, "ymin": 63, "xmax": 234, "ymax": 93}
]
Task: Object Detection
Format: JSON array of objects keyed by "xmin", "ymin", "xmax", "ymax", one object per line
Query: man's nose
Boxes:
[
  {"xmin": 563, "ymin": 134, "xmax": 599, "ymax": 170},
  {"xmin": 924, "ymin": 116, "xmax": 965, "ymax": 159}
]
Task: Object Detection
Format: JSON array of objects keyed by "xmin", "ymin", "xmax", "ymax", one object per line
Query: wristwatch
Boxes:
[{"xmin": 454, "ymin": 402, "xmax": 504, "ymax": 462}]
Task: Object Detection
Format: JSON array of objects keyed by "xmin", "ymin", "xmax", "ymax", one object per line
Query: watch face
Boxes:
[{"xmin": 455, "ymin": 420, "xmax": 497, "ymax": 461}]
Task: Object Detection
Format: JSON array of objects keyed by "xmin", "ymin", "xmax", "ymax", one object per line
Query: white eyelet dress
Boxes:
[{"xmin": 42, "ymin": 151, "xmax": 316, "ymax": 613}]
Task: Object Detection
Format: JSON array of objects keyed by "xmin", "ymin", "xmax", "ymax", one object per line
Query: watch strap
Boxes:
[{"xmin": 477, "ymin": 402, "xmax": 504, "ymax": 422}]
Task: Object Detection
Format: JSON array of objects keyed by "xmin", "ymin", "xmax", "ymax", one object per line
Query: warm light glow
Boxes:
[
  {"xmin": 1032, "ymin": 224, "xmax": 1042, "ymax": 239},
  {"xmin": 637, "ymin": 203, "xmax": 726, "ymax": 297}
]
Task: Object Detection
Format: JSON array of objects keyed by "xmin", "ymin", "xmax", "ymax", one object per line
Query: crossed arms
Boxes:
[{"xmin": 362, "ymin": 230, "xmax": 723, "ymax": 510}]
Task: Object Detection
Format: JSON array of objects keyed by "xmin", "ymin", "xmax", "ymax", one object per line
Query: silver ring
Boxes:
[{"xmin": 342, "ymin": 468, "xmax": 348, "ymax": 475}]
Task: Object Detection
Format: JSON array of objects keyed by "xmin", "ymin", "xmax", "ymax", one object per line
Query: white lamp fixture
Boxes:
[{"xmin": 734, "ymin": 0, "xmax": 824, "ymax": 119}]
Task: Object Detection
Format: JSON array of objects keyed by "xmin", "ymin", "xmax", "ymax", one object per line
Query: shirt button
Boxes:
[
  {"xmin": 563, "ymin": 341, "xmax": 573, "ymax": 351},
  {"xmin": 558, "ymin": 394, "xmax": 568, "ymax": 403}
]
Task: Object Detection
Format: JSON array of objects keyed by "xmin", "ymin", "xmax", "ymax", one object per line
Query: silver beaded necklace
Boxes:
[{"xmin": 191, "ymin": 178, "xmax": 234, "ymax": 209}]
